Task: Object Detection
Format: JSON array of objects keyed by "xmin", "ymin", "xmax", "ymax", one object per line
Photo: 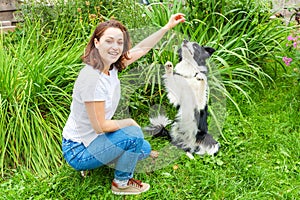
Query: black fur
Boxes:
[{"xmin": 195, "ymin": 105, "xmax": 209, "ymax": 143}]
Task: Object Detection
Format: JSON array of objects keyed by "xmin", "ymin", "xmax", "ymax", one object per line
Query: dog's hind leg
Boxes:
[
  {"xmin": 195, "ymin": 133, "xmax": 220, "ymax": 156},
  {"xmin": 194, "ymin": 105, "xmax": 209, "ymax": 142},
  {"xmin": 194, "ymin": 105, "xmax": 220, "ymax": 155}
]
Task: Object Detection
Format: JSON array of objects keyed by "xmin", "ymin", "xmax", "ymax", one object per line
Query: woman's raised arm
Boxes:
[{"xmin": 124, "ymin": 13, "xmax": 185, "ymax": 66}]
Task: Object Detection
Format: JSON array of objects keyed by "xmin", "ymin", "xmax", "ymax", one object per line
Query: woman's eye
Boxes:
[{"xmin": 118, "ymin": 41, "xmax": 124, "ymax": 45}]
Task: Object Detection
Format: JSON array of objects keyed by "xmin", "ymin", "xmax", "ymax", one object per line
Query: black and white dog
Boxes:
[{"xmin": 146, "ymin": 39, "xmax": 220, "ymax": 158}]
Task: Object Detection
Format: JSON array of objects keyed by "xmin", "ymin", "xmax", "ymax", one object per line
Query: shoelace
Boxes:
[{"xmin": 127, "ymin": 178, "xmax": 143, "ymax": 188}]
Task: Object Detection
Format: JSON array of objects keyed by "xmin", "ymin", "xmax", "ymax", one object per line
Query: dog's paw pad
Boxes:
[
  {"xmin": 165, "ymin": 61, "xmax": 173, "ymax": 68},
  {"xmin": 164, "ymin": 61, "xmax": 173, "ymax": 74}
]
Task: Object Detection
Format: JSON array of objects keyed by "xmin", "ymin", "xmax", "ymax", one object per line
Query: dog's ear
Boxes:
[
  {"xmin": 178, "ymin": 47, "xmax": 182, "ymax": 62},
  {"xmin": 204, "ymin": 47, "xmax": 215, "ymax": 56}
]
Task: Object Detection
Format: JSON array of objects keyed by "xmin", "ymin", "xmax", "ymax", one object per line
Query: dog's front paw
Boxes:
[{"xmin": 164, "ymin": 61, "xmax": 173, "ymax": 75}]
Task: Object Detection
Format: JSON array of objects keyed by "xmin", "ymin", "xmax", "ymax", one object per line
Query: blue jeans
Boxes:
[{"xmin": 62, "ymin": 126, "xmax": 151, "ymax": 180}]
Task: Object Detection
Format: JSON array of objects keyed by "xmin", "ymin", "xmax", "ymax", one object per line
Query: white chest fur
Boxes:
[{"xmin": 174, "ymin": 61, "xmax": 208, "ymax": 110}]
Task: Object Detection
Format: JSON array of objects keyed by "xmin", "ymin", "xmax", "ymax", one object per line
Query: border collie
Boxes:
[{"xmin": 146, "ymin": 39, "xmax": 220, "ymax": 158}]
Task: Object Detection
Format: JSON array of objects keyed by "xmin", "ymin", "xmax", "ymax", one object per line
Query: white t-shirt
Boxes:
[{"xmin": 62, "ymin": 64, "xmax": 120, "ymax": 146}]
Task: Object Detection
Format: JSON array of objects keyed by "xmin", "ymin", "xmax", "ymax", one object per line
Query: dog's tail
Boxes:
[{"xmin": 144, "ymin": 115, "xmax": 172, "ymax": 141}]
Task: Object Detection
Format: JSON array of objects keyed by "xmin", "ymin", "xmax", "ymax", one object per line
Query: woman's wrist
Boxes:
[
  {"xmin": 127, "ymin": 118, "xmax": 135, "ymax": 126},
  {"xmin": 128, "ymin": 118, "xmax": 140, "ymax": 127},
  {"xmin": 162, "ymin": 24, "xmax": 171, "ymax": 31}
]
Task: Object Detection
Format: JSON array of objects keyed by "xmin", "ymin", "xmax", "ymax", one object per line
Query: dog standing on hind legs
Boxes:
[{"xmin": 147, "ymin": 39, "xmax": 220, "ymax": 159}]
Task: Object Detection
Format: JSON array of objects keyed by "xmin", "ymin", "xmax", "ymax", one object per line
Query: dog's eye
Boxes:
[
  {"xmin": 193, "ymin": 43, "xmax": 200, "ymax": 51},
  {"xmin": 193, "ymin": 43, "xmax": 202, "ymax": 55}
]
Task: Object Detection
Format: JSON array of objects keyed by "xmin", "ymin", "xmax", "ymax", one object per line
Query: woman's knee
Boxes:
[
  {"xmin": 139, "ymin": 140, "xmax": 151, "ymax": 160},
  {"xmin": 122, "ymin": 126, "xmax": 144, "ymax": 139}
]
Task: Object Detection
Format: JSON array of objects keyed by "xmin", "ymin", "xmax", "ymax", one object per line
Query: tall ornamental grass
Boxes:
[{"xmin": 0, "ymin": 15, "xmax": 85, "ymax": 176}]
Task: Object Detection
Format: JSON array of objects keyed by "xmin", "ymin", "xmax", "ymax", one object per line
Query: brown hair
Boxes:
[{"xmin": 81, "ymin": 19, "xmax": 131, "ymax": 72}]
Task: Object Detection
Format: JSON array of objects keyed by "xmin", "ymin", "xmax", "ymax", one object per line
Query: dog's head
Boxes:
[{"xmin": 178, "ymin": 39, "xmax": 215, "ymax": 68}]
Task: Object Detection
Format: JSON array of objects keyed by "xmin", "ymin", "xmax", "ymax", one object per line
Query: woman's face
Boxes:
[{"xmin": 94, "ymin": 27, "xmax": 124, "ymax": 68}]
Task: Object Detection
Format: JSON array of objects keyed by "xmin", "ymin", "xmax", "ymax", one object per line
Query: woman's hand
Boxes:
[
  {"xmin": 164, "ymin": 13, "xmax": 185, "ymax": 30},
  {"xmin": 126, "ymin": 118, "xmax": 141, "ymax": 128},
  {"xmin": 113, "ymin": 118, "xmax": 140, "ymax": 129}
]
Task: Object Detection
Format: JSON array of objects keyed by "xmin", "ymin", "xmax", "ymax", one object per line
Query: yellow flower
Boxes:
[
  {"xmin": 173, "ymin": 165, "xmax": 179, "ymax": 170},
  {"xmin": 89, "ymin": 14, "xmax": 97, "ymax": 20}
]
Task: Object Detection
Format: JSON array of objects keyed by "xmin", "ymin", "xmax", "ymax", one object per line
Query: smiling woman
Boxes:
[
  {"xmin": 94, "ymin": 28, "xmax": 125, "ymax": 74},
  {"xmin": 61, "ymin": 14, "xmax": 185, "ymax": 195},
  {"xmin": 81, "ymin": 20, "xmax": 131, "ymax": 74}
]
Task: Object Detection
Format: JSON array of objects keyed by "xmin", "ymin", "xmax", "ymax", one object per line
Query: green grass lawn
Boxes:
[{"xmin": 0, "ymin": 75, "xmax": 299, "ymax": 200}]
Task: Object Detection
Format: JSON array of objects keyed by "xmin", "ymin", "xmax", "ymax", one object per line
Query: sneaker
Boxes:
[{"xmin": 111, "ymin": 178, "xmax": 150, "ymax": 195}]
